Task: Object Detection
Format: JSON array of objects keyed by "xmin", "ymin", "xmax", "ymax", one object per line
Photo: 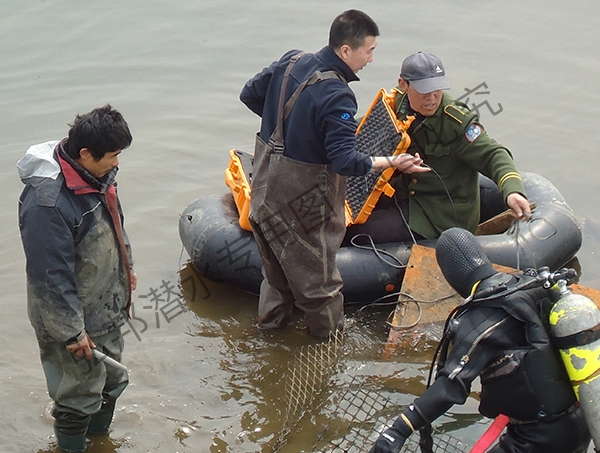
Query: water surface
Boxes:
[{"xmin": 1, "ymin": 1, "xmax": 599, "ymax": 451}]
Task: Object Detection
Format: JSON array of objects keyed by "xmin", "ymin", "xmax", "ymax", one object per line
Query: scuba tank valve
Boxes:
[{"xmin": 549, "ymin": 279, "xmax": 600, "ymax": 450}]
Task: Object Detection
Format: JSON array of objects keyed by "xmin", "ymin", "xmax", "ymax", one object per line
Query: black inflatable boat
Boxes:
[{"xmin": 179, "ymin": 171, "xmax": 582, "ymax": 304}]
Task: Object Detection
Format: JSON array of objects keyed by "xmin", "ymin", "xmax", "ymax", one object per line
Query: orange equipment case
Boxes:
[
  {"xmin": 225, "ymin": 88, "xmax": 414, "ymax": 232},
  {"xmin": 224, "ymin": 149, "xmax": 253, "ymax": 232},
  {"xmin": 344, "ymin": 88, "xmax": 414, "ymax": 225}
]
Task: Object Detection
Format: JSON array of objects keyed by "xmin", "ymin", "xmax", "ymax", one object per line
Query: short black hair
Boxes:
[
  {"xmin": 328, "ymin": 9, "xmax": 379, "ymax": 50},
  {"xmin": 66, "ymin": 104, "xmax": 133, "ymax": 160}
]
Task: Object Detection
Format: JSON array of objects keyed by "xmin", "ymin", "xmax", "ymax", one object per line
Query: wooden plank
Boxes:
[
  {"xmin": 383, "ymin": 244, "xmax": 600, "ymax": 358},
  {"xmin": 475, "ymin": 202, "xmax": 536, "ymax": 236}
]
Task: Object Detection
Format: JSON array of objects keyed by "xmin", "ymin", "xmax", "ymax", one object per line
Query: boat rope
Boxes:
[
  {"xmin": 394, "ymin": 195, "xmax": 420, "ymax": 245},
  {"xmin": 509, "ymin": 212, "xmax": 534, "ymax": 272},
  {"xmin": 387, "ymin": 300, "xmax": 423, "ymax": 329},
  {"xmin": 515, "ymin": 220, "xmax": 522, "ymax": 271},
  {"xmin": 423, "ymin": 164, "xmax": 459, "ymax": 228}
]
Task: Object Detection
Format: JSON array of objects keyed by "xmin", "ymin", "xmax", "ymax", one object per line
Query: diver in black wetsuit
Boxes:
[{"xmin": 370, "ymin": 227, "xmax": 591, "ymax": 453}]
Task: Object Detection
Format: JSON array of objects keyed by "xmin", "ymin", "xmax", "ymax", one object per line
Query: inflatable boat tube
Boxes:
[{"xmin": 179, "ymin": 171, "xmax": 582, "ymax": 305}]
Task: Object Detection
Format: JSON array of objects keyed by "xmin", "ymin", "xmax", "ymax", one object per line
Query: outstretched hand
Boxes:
[
  {"xmin": 391, "ymin": 153, "xmax": 430, "ymax": 174},
  {"xmin": 371, "ymin": 153, "xmax": 430, "ymax": 174}
]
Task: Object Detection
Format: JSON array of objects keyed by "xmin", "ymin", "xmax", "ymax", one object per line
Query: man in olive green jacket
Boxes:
[{"xmin": 345, "ymin": 51, "xmax": 530, "ymax": 242}]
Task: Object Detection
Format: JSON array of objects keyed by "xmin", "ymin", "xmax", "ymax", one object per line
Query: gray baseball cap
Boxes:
[{"xmin": 400, "ymin": 51, "xmax": 451, "ymax": 94}]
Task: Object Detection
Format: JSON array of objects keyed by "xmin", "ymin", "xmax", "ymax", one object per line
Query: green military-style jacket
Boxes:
[{"xmin": 390, "ymin": 89, "xmax": 526, "ymax": 239}]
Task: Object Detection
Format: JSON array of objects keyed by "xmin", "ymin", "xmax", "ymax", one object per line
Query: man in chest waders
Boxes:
[{"xmin": 240, "ymin": 10, "xmax": 430, "ymax": 337}]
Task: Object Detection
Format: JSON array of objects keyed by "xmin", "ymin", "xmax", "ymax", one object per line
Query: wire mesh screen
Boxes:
[
  {"xmin": 312, "ymin": 379, "xmax": 397, "ymax": 452},
  {"xmin": 311, "ymin": 375, "xmax": 469, "ymax": 453},
  {"xmin": 270, "ymin": 329, "xmax": 469, "ymax": 453},
  {"xmin": 272, "ymin": 330, "xmax": 347, "ymax": 452},
  {"xmin": 399, "ymin": 432, "xmax": 469, "ymax": 453}
]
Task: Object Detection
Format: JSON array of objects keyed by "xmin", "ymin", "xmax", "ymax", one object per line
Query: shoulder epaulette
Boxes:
[
  {"xmin": 443, "ymin": 104, "xmax": 470, "ymax": 124},
  {"xmin": 390, "ymin": 88, "xmax": 410, "ymax": 116}
]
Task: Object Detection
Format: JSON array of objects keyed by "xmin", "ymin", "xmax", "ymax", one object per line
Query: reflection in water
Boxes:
[{"xmin": 581, "ymin": 218, "xmax": 600, "ymax": 288}]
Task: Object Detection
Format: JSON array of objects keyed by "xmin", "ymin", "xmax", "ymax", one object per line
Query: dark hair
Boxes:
[
  {"xmin": 66, "ymin": 104, "xmax": 133, "ymax": 160},
  {"xmin": 328, "ymin": 9, "xmax": 379, "ymax": 50}
]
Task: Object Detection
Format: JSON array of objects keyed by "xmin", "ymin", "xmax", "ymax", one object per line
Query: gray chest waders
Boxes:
[{"xmin": 249, "ymin": 53, "xmax": 348, "ymax": 337}]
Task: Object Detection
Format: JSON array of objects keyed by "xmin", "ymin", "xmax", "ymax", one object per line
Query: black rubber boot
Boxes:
[
  {"xmin": 86, "ymin": 410, "xmax": 113, "ymax": 434},
  {"xmin": 55, "ymin": 430, "xmax": 87, "ymax": 452}
]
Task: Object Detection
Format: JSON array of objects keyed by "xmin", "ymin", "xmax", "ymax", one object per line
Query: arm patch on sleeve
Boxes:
[{"xmin": 465, "ymin": 123, "xmax": 482, "ymax": 143}]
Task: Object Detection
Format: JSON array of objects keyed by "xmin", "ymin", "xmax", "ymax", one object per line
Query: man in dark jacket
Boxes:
[
  {"xmin": 239, "ymin": 10, "xmax": 429, "ymax": 337},
  {"xmin": 18, "ymin": 105, "xmax": 136, "ymax": 452},
  {"xmin": 370, "ymin": 228, "xmax": 591, "ymax": 453}
]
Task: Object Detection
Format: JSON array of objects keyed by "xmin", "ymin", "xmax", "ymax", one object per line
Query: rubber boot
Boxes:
[
  {"xmin": 86, "ymin": 410, "xmax": 113, "ymax": 434},
  {"xmin": 55, "ymin": 431, "xmax": 87, "ymax": 452}
]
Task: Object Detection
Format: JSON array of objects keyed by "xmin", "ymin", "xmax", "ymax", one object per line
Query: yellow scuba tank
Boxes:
[{"xmin": 549, "ymin": 279, "xmax": 600, "ymax": 449}]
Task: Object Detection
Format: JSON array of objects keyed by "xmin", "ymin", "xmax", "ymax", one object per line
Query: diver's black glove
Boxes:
[
  {"xmin": 369, "ymin": 404, "xmax": 425, "ymax": 453},
  {"xmin": 369, "ymin": 422, "xmax": 407, "ymax": 453}
]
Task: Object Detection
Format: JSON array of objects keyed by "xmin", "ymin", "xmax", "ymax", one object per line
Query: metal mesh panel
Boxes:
[
  {"xmin": 273, "ymin": 330, "xmax": 346, "ymax": 452},
  {"xmin": 273, "ymin": 334, "xmax": 469, "ymax": 453},
  {"xmin": 400, "ymin": 432, "xmax": 469, "ymax": 453},
  {"xmin": 312, "ymin": 379, "xmax": 396, "ymax": 452},
  {"xmin": 311, "ymin": 376, "xmax": 469, "ymax": 453}
]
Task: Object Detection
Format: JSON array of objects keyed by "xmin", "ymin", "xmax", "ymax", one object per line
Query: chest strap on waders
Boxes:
[
  {"xmin": 227, "ymin": 53, "xmax": 345, "ymax": 231},
  {"xmin": 268, "ymin": 52, "xmax": 345, "ymax": 154}
]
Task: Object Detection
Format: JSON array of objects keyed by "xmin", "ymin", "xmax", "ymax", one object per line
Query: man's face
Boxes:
[
  {"xmin": 343, "ymin": 36, "xmax": 377, "ymax": 73},
  {"xmin": 78, "ymin": 148, "xmax": 121, "ymax": 178},
  {"xmin": 399, "ymin": 78, "xmax": 443, "ymax": 117}
]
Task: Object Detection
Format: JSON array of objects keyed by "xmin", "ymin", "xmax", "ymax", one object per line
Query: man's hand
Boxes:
[
  {"xmin": 131, "ymin": 271, "xmax": 138, "ymax": 292},
  {"xmin": 372, "ymin": 153, "xmax": 430, "ymax": 174},
  {"xmin": 506, "ymin": 192, "xmax": 531, "ymax": 220},
  {"xmin": 394, "ymin": 153, "xmax": 431, "ymax": 174},
  {"xmin": 65, "ymin": 332, "xmax": 96, "ymax": 360}
]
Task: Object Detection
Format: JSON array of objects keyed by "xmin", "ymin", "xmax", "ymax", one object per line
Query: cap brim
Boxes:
[{"xmin": 410, "ymin": 75, "xmax": 451, "ymax": 94}]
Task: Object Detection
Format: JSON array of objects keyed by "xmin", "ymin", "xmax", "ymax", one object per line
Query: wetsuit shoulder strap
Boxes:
[{"xmin": 270, "ymin": 54, "xmax": 344, "ymax": 151}]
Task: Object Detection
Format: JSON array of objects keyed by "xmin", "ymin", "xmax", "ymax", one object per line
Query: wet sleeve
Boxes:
[
  {"xmin": 411, "ymin": 375, "xmax": 470, "ymax": 423},
  {"xmin": 412, "ymin": 310, "xmax": 516, "ymax": 423},
  {"xmin": 20, "ymin": 199, "xmax": 84, "ymax": 342}
]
